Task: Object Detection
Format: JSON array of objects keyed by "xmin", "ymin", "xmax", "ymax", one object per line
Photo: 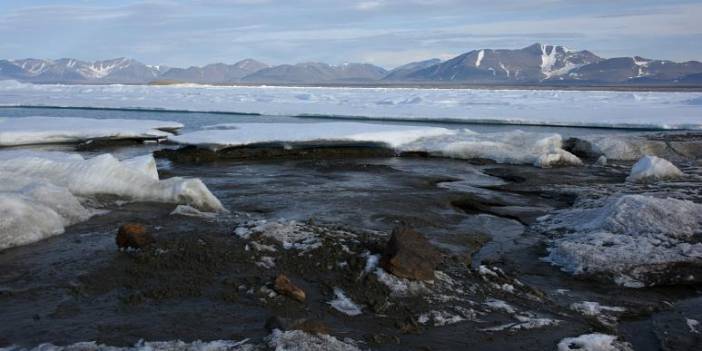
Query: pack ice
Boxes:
[
  {"xmin": 172, "ymin": 122, "xmax": 583, "ymax": 168},
  {"xmin": 0, "ymin": 151, "xmax": 224, "ymax": 250},
  {"xmin": 0, "ymin": 116, "xmax": 183, "ymax": 146},
  {"xmin": 1, "ymin": 81, "xmax": 701, "ymax": 130},
  {"xmin": 544, "ymin": 195, "xmax": 702, "ymax": 287}
]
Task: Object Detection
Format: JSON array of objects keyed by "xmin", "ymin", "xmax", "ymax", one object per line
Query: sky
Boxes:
[{"xmin": 1, "ymin": 0, "xmax": 701, "ymax": 69}]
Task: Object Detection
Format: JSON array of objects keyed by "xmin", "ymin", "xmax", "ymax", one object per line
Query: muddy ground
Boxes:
[{"xmin": 1, "ymin": 147, "xmax": 701, "ymax": 350}]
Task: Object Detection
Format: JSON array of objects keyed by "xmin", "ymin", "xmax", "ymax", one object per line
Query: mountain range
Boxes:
[{"xmin": 1, "ymin": 43, "xmax": 701, "ymax": 86}]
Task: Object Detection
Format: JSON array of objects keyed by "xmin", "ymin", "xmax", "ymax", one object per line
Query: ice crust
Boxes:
[
  {"xmin": 626, "ymin": 155, "xmax": 683, "ymax": 182},
  {"xmin": 0, "ymin": 116, "xmax": 183, "ymax": 146},
  {"xmin": 545, "ymin": 195, "xmax": 702, "ymax": 287},
  {"xmin": 0, "ymin": 151, "xmax": 223, "ymax": 250},
  {"xmin": 1, "ymin": 81, "xmax": 700, "ymax": 130},
  {"xmin": 173, "ymin": 123, "xmax": 583, "ymax": 168}
]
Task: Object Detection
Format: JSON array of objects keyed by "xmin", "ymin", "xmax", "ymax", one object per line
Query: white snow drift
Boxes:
[
  {"xmin": 172, "ymin": 122, "xmax": 583, "ymax": 168},
  {"xmin": 545, "ymin": 194, "xmax": 702, "ymax": 287},
  {"xmin": 626, "ymin": 155, "xmax": 683, "ymax": 182},
  {"xmin": 0, "ymin": 151, "xmax": 223, "ymax": 250},
  {"xmin": 1, "ymin": 81, "xmax": 701, "ymax": 130},
  {"xmin": 0, "ymin": 116, "xmax": 183, "ymax": 146}
]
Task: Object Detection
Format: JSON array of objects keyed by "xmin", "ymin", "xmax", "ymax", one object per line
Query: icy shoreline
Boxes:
[{"xmin": 0, "ymin": 151, "xmax": 223, "ymax": 250}]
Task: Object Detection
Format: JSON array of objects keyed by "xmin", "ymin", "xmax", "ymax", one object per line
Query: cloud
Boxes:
[{"xmin": 0, "ymin": 0, "xmax": 700, "ymax": 66}]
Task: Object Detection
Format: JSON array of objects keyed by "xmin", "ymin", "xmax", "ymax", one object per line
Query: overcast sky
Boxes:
[{"xmin": 1, "ymin": 0, "xmax": 701, "ymax": 68}]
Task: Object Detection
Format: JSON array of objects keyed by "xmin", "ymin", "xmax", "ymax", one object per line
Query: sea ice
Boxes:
[
  {"xmin": 1, "ymin": 81, "xmax": 700, "ymax": 130},
  {"xmin": 545, "ymin": 194, "xmax": 702, "ymax": 287},
  {"xmin": 0, "ymin": 152, "xmax": 223, "ymax": 250},
  {"xmin": 0, "ymin": 116, "xmax": 183, "ymax": 146},
  {"xmin": 626, "ymin": 155, "xmax": 683, "ymax": 182}
]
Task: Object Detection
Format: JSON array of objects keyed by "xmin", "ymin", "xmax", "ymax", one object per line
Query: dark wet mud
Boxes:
[{"xmin": 1, "ymin": 150, "xmax": 701, "ymax": 350}]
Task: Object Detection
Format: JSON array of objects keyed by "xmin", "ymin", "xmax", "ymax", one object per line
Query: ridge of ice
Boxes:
[
  {"xmin": 174, "ymin": 123, "xmax": 582, "ymax": 168},
  {"xmin": 170, "ymin": 122, "xmax": 454, "ymax": 151},
  {"xmin": 0, "ymin": 152, "xmax": 224, "ymax": 250},
  {"xmin": 0, "ymin": 117, "xmax": 183, "ymax": 146}
]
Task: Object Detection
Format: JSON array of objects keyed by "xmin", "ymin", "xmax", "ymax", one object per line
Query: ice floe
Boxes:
[
  {"xmin": 544, "ymin": 194, "xmax": 702, "ymax": 287},
  {"xmin": 0, "ymin": 116, "xmax": 183, "ymax": 146},
  {"xmin": 557, "ymin": 333, "xmax": 633, "ymax": 351},
  {"xmin": 170, "ymin": 122, "xmax": 454, "ymax": 151},
  {"xmin": 0, "ymin": 151, "xmax": 223, "ymax": 250},
  {"xmin": 1, "ymin": 81, "xmax": 701, "ymax": 130},
  {"xmin": 626, "ymin": 155, "xmax": 683, "ymax": 182},
  {"xmin": 172, "ymin": 123, "xmax": 583, "ymax": 168}
]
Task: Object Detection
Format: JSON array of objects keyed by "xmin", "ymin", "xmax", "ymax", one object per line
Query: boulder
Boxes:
[
  {"xmin": 380, "ymin": 227, "xmax": 441, "ymax": 281},
  {"xmin": 116, "ymin": 223, "xmax": 154, "ymax": 249},
  {"xmin": 273, "ymin": 274, "xmax": 306, "ymax": 302}
]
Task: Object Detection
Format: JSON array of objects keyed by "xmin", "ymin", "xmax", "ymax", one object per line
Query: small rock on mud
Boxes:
[
  {"xmin": 381, "ymin": 226, "xmax": 441, "ymax": 281},
  {"xmin": 116, "ymin": 223, "xmax": 154, "ymax": 250},
  {"xmin": 273, "ymin": 274, "xmax": 306, "ymax": 302}
]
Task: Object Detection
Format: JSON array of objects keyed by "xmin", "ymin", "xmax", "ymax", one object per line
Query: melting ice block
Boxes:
[
  {"xmin": 626, "ymin": 155, "xmax": 683, "ymax": 182},
  {"xmin": 0, "ymin": 151, "xmax": 224, "ymax": 250},
  {"xmin": 0, "ymin": 116, "xmax": 183, "ymax": 146}
]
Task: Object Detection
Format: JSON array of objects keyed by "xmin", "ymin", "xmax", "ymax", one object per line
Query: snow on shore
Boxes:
[
  {"xmin": 1, "ymin": 81, "xmax": 700, "ymax": 130},
  {"xmin": 172, "ymin": 122, "xmax": 583, "ymax": 168},
  {"xmin": 0, "ymin": 117, "xmax": 183, "ymax": 146},
  {"xmin": 544, "ymin": 195, "xmax": 702, "ymax": 287},
  {"xmin": 0, "ymin": 151, "xmax": 223, "ymax": 250}
]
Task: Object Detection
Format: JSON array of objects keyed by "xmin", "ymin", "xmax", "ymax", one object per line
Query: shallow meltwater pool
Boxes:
[{"xmin": 0, "ymin": 108, "xmax": 701, "ymax": 350}]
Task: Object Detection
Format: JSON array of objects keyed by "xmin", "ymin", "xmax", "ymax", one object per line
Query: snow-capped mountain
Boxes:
[
  {"xmin": 159, "ymin": 59, "xmax": 269, "ymax": 84},
  {"xmin": 241, "ymin": 62, "xmax": 388, "ymax": 83},
  {"xmin": 1, "ymin": 58, "xmax": 164, "ymax": 83},
  {"xmin": 382, "ymin": 58, "xmax": 442, "ymax": 81},
  {"xmin": 566, "ymin": 56, "xmax": 702, "ymax": 83},
  {"xmin": 1, "ymin": 44, "xmax": 701, "ymax": 85},
  {"xmin": 395, "ymin": 43, "xmax": 602, "ymax": 82}
]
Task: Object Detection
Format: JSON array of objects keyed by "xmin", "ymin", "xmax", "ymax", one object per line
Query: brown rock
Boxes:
[
  {"xmin": 273, "ymin": 274, "xmax": 306, "ymax": 302},
  {"xmin": 116, "ymin": 223, "xmax": 154, "ymax": 249},
  {"xmin": 291, "ymin": 319, "xmax": 330, "ymax": 335},
  {"xmin": 380, "ymin": 226, "xmax": 441, "ymax": 281}
]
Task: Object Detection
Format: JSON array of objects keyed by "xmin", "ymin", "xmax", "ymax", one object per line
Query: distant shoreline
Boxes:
[{"xmin": 153, "ymin": 80, "xmax": 702, "ymax": 92}]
